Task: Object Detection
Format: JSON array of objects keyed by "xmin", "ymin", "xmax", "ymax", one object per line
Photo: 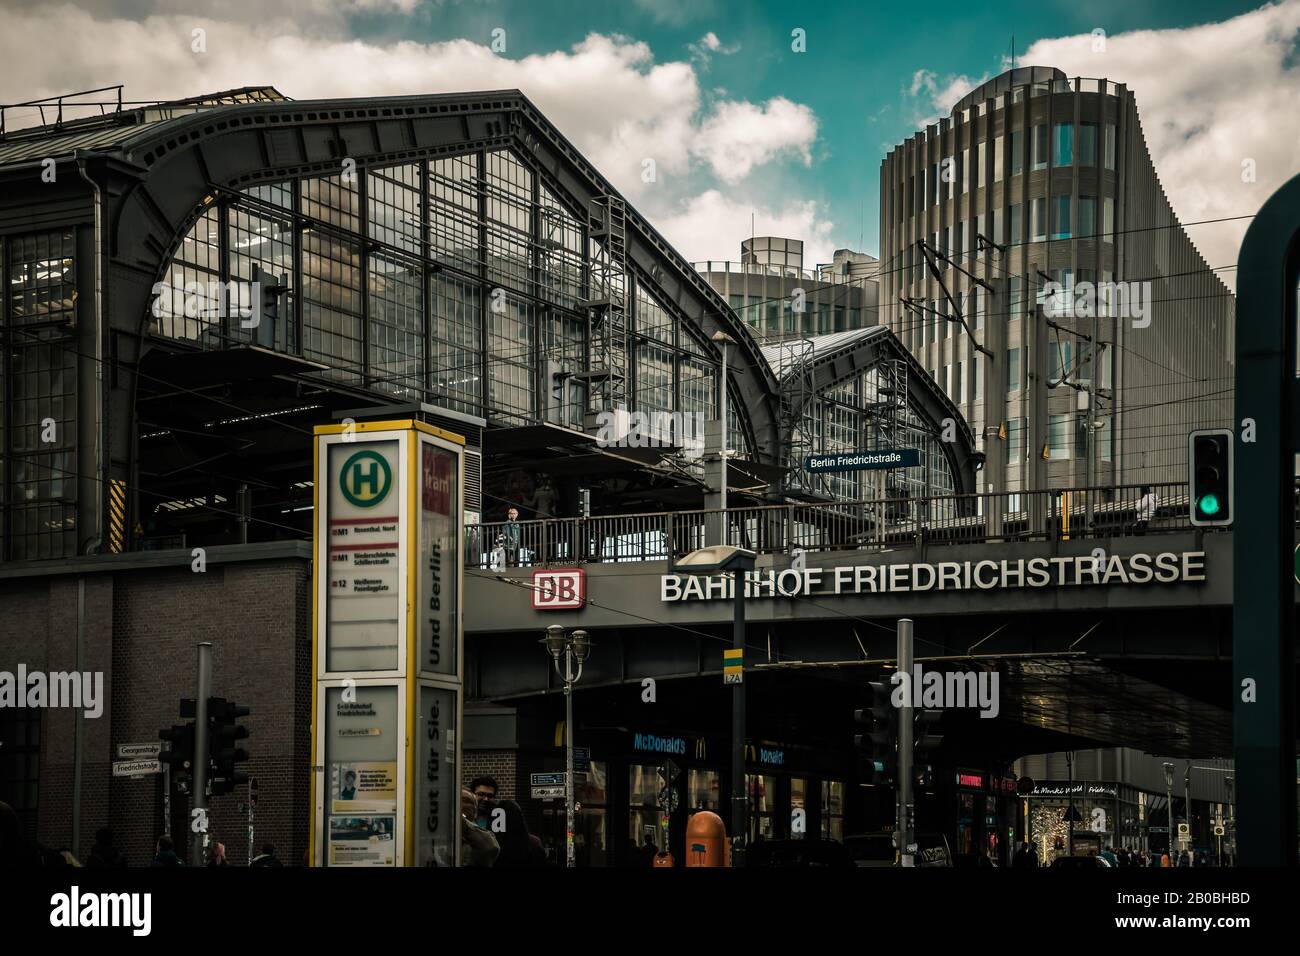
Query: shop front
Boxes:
[
  {"xmin": 1026, "ymin": 780, "xmax": 1126, "ymax": 863},
  {"xmin": 526, "ymin": 726, "xmax": 852, "ymax": 866}
]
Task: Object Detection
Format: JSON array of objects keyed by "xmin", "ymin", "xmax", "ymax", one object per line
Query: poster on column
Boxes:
[
  {"xmin": 324, "ymin": 684, "xmax": 399, "ymax": 866},
  {"xmin": 418, "ymin": 439, "xmax": 458, "ymax": 677},
  {"xmin": 326, "ymin": 440, "xmax": 402, "ymax": 672}
]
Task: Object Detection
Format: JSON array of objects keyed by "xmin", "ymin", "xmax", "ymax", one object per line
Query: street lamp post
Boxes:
[
  {"xmin": 543, "ymin": 625, "xmax": 591, "ymax": 868},
  {"xmin": 1184, "ymin": 762, "xmax": 1193, "ymax": 864},
  {"xmin": 1224, "ymin": 774, "xmax": 1235, "ymax": 865},
  {"xmin": 1163, "ymin": 761, "xmax": 1175, "ymax": 860},
  {"xmin": 671, "ymin": 544, "xmax": 757, "ymax": 867}
]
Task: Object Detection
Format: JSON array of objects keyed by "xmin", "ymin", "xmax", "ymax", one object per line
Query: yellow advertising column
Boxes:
[{"xmin": 309, "ymin": 420, "xmax": 465, "ymax": 867}]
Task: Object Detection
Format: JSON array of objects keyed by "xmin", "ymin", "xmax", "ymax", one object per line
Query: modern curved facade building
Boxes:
[
  {"xmin": 879, "ymin": 66, "xmax": 1234, "ymax": 498},
  {"xmin": 0, "ymin": 86, "xmax": 972, "ymax": 563}
]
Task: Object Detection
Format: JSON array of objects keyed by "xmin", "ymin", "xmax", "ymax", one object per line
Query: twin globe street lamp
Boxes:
[{"xmin": 542, "ymin": 624, "xmax": 590, "ymax": 867}]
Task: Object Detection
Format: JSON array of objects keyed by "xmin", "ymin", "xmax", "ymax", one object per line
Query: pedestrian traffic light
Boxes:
[
  {"xmin": 158, "ymin": 723, "xmax": 195, "ymax": 779},
  {"xmin": 1188, "ymin": 428, "xmax": 1233, "ymax": 526},
  {"xmin": 854, "ymin": 680, "xmax": 898, "ymax": 784},
  {"xmin": 207, "ymin": 697, "xmax": 251, "ymax": 796}
]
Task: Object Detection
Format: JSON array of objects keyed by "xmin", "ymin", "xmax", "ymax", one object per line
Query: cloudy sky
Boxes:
[{"xmin": 1, "ymin": 0, "xmax": 1296, "ymax": 279}]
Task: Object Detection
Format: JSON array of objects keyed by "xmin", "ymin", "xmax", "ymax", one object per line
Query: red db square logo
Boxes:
[{"xmin": 532, "ymin": 568, "xmax": 586, "ymax": 610}]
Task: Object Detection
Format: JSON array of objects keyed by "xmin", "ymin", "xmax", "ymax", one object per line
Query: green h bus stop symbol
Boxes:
[{"xmin": 340, "ymin": 450, "xmax": 392, "ymax": 507}]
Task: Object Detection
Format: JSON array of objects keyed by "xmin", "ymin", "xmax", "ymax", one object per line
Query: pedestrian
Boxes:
[
  {"xmin": 207, "ymin": 842, "xmax": 229, "ymax": 867},
  {"xmin": 1135, "ymin": 486, "xmax": 1157, "ymax": 534},
  {"xmin": 493, "ymin": 800, "xmax": 544, "ymax": 867},
  {"xmin": 1012, "ymin": 842, "xmax": 1039, "ymax": 867},
  {"xmin": 1100, "ymin": 844, "xmax": 1118, "ymax": 867},
  {"xmin": 250, "ymin": 843, "xmax": 283, "ymax": 867},
  {"xmin": 469, "ymin": 775, "xmax": 498, "ymax": 830},
  {"xmin": 151, "ymin": 834, "xmax": 184, "ymax": 867},
  {"xmin": 503, "ymin": 507, "xmax": 521, "ymax": 566},
  {"xmin": 460, "ymin": 789, "xmax": 499, "ymax": 867},
  {"xmin": 86, "ymin": 827, "xmax": 127, "ymax": 868}
]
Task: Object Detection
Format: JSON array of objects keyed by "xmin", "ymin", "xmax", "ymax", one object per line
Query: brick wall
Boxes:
[
  {"xmin": 463, "ymin": 750, "xmax": 518, "ymax": 801},
  {"xmin": 0, "ymin": 554, "xmax": 311, "ymax": 866}
]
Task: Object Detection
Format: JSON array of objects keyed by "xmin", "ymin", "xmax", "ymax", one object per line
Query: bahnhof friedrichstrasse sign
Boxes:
[{"xmin": 661, "ymin": 552, "xmax": 1207, "ymax": 602}]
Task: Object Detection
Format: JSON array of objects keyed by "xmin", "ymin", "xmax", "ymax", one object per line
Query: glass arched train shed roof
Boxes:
[{"xmin": 0, "ymin": 88, "xmax": 974, "ymax": 556}]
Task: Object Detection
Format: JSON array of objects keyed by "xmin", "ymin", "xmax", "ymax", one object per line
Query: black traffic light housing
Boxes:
[
  {"xmin": 158, "ymin": 723, "xmax": 195, "ymax": 779},
  {"xmin": 1189, "ymin": 428, "xmax": 1233, "ymax": 526},
  {"xmin": 854, "ymin": 680, "xmax": 898, "ymax": 783},
  {"xmin": 207, "ymin": 697, "xmax": 251, "ymax": 796}
]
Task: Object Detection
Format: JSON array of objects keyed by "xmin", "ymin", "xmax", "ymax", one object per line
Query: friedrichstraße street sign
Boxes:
[
  {"xmin": 804, "ymin": 449, "xmax": 920, "ymax": 473},
  {"xmin": 113, "ymin": 759, "xmax": 162, "ymax": 777}
]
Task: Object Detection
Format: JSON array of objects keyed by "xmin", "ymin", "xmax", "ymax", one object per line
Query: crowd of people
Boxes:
[
  {"xmin": 460, "ymin": 775, "xmax": 551, "ymax": 867},
  {"xmin": 1010, "ymin": 839, "xmax": 1221, "ymax": 868}
]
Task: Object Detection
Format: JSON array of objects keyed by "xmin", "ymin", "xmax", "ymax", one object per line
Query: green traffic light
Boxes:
[{"xmin": 1199, "ymin": 493, "xmax": 1221, "ymax": 516}]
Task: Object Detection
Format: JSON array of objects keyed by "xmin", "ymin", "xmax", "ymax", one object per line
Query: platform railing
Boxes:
[{"xmin": 462, "ymin": 481, "xmax": 1244, "ymax": 569}]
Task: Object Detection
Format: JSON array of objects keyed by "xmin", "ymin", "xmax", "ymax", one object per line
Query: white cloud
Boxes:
[
  {"xmin": 690, "ymin": 97, "xmax": 817, "ymax": 183},
  {"xmin": 0, "ymin": 7, "xmax": 829, "ymax": 264},
  {"xmin": 1020, "ymin": 1, "xmax": 1300, "ymax": 284},
  {"xmin": 651, "ymin": 190, "xmax": 835, "ymax": 268}
]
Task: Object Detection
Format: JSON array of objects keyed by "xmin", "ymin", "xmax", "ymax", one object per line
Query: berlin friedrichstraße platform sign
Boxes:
[{"xmin": 804, "ymin": 449, "xmax": 921, "ymax": 473}]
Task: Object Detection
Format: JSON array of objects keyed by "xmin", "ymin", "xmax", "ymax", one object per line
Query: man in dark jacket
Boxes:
[
  {"xmin": 250, "ymin": 843, "xmax": 284, "ymax": 867},
  {"xmin": 1012, "ymin": 842, "xmax": 1039, "ymax": 868}
]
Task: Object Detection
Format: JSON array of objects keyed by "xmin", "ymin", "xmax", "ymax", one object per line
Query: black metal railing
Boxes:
[{"xmin": 463, "ymin": 481, "xmax": 1224, "ymax": 569}]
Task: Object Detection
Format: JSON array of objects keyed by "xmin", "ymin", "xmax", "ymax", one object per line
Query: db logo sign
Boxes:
[{"xmin": 532, "ymin": 568, "xmax": 586, "ymax": 610}]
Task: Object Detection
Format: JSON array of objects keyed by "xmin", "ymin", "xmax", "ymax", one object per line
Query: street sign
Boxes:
[
  {"xmin": 532, "ymin": 786, "xmax": 566, "ymax": 799},
  {"xmin": 531, "ymin": 772, "xmax": 567, "ymax": 787},
  {"xmin": 1214, "ymin": 824, "xmax": 1225, "ymax": 836},
  {"xmin": 117, "ymin": 742, "xmax": 162, "ymax": 760},
  {"xmin": 804, "ymin": 449, "xmax": 921, "ymax": 473},
  {"xmin": 113, "ymin": 759, "xmax": 161, "ymax": 778},
  {"xmin": 723, "ymin": 647, "xmax": 743, "ymax": 685}
]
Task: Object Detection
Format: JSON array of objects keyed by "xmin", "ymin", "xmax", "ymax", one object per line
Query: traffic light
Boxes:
[
  {"xmin": 854, "ymin": 680, "xmax": 898, "ymax": 784},
  {"xmin": 159, "ymin": 723, "xmax": 195, "ymax": 778},
  {"xmin": 250, "ymin": 265, "xmax": 286, "ymax": 349},
  {"xmin": 1188, "ymin": 428, "xmax": 1233, "ymax": 526},
  {"xmin": 206, "ymin": 697, "xmax": 251, "ymax": 796},
  {"xmin": 914, "ymin": 709, "xmax": 943, "ymax": 755}
]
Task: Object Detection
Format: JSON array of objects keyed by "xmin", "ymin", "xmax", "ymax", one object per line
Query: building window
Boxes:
[
  {"xmin": 1049, "ymin": 414, "xmax": 1074, "ymax": 460},
  {"xmin": 1007, "ymin": 347, "xmax": 1021, "ymax": 391},
  {"xmin": 1078, "ymin": 123, "xmax": 1099, "ymax": 166},
  {"xmin": 1104, "ymin": 123, "xmax": 1117, "ymax": 170},
  {"xmin": 1031, "ymin": 124, "xmax": 1049, "ymax": 170},
  {"xmin": 1052, "ymin": 123, "xmax": 1073, "ymax": 166},
  {"xmin": 1006, "ymin": 416, "xmax": 1025, "ymax": 464},
  {"xmin": 974, "ymin": 356, "xmax": 984, "ymax": 399},
  {"xmin": 366, "ymin": 164, "xmax": 422, "ymax": 256},
  {"xmin": 1009, "ymin": 276, "xmax": 1023, "ymax": 319},
  {"xmin": 994, "ymin": 135, "xmax": 1004, "ymax": 182},
  {"xmin": 629, "ymin": 764, "xmax": 669, "ymax": 856},
  {"xmin": 1050, "ymin": 340, "xmax": 1072, "ymax": 384},
  {"xmin": 430, "ymin": 276, "xmax": 482, "ymax": 415},
  {"xmin": 1030, "ymin": 198, "xmax": 1047, "ymax": 241},
  {"xmin": 368, "ymin": 253, "xmax": 423, "ymax": 400},
  {"xmin": 1103, "ymin": 197, "xmax": 1115, "ymax": 242},
  {"xmin": 1009, "ymin": 203, "xmax": 1022, "ymax": 245},
  {"xmin": 993, "ymin": 208, "xmax": 1004, "ymax": 249},
  {"xmin": 821, "ymin": 780, "xmax": 844, "ymax": 841},
  {"xmin": 747, "ymin": 773, "xmax": 778, "ymax": 842},
  {"xmin": 301, "ymin": 226, "xmax": 363, "ymax": 382},
  {"xmin": 1079, "ymin": 196, "xmax": 1098, "ymax": 239},
  {"xmin": 1052, "ymin": 195, "xmax": 1072, "ymax": 240},
  {"xmin": 689, "ymin": 768, "xmax": 721, "ymax": 813},
  {"xmin": 1011, "ymin": 129, "xmax": 1024, "ymax": 176},
  {"xmin": 953, "ymin": 360, "xmax": 963, "ymax": 403}
]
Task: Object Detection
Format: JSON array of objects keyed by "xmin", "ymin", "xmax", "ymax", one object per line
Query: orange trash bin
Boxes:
[{"xmin": 684, "ymin": 811, "xmax": 729, "ymax": 867}]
